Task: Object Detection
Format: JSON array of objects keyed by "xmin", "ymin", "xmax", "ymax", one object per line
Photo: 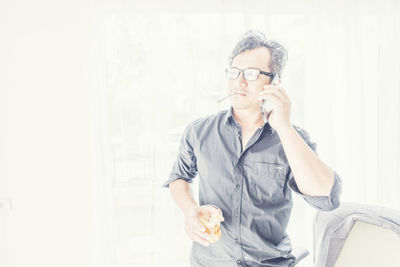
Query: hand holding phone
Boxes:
[{"xmin": 261, "ymin": 75, "xmax": 279, "ymax": 114}]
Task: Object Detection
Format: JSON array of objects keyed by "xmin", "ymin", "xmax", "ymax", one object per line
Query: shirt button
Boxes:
[{"xmin": 235, "ymin": 184, "xmax": 240, "ymax": 189}]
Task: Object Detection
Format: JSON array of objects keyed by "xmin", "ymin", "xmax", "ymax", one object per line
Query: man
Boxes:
[{"xmin": 162, "ymin": 30, "xmax": 342, "ymax": 267}]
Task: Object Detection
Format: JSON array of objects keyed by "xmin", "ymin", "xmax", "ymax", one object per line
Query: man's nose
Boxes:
[{"xmin": 233, "ymin": 71, "xmax": 247, "ymax": 89}]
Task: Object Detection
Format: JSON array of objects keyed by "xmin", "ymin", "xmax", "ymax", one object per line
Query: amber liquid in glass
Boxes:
[{"xmin": 199, "ymin": 206, "xmax": 223, "ymax": 243}]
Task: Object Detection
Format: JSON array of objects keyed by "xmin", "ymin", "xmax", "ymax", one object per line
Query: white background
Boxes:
[{"xmin": 1, "ymin": 0, "xmax": 399, "ymax": 266}]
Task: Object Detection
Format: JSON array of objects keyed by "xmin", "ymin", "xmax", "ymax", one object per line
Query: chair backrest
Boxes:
[
  {"xmin": 334, "ymin": 221, "xmax": 400, "ymax": 267},
  {"xmin": 313, "ymin": 202, "xmax": 400, "ymax": 267}
]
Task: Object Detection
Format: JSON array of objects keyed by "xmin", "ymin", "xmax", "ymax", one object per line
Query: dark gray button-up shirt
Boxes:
[{"xmin": 162, "ymin": 106, "xmax": 342, "ymax": 267}]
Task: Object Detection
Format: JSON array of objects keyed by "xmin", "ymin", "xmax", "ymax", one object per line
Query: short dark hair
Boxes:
[{"xmin": 228, "ymin": 30, "xmax": 288, "ymax": 78}]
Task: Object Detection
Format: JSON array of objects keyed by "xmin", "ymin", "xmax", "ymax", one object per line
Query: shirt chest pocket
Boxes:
[{"xmin": 249, "ymin": 162, "xmax": 289, "ymax": 202}]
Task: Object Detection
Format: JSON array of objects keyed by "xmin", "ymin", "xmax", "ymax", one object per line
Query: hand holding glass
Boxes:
[{"xmin": 199, "ymin": 205, "xmax": 224, "ymax": 243}]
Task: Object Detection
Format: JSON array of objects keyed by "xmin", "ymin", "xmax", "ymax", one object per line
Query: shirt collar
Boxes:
[
  {"xmin": 224, "ymin": 105, "xmax": 234, "ymax": 126},
  {"xmin": 224, "ymin": 106, "xmax": 274, "ymax": 135}
]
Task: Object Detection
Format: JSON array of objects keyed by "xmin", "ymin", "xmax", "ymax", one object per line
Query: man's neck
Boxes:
[{"xmin": 232, "ymin": 106, "xmax": 264, "ymax": 129}]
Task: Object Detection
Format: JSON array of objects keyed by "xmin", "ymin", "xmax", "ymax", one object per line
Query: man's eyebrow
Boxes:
[
  {"xmin": 246, "ymin": 67, "xmax": 270, "ymax": 72},
  {"xmin": 231, "ymin": 66, "xmax": 262, "ymax": 70}
]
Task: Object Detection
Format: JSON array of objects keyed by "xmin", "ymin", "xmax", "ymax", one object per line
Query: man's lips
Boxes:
[{"xmin": 232, "ymin": 90, "xmax": 248, "ymax": 96}]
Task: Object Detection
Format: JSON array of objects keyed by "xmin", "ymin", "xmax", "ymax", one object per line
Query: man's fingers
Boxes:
[
  {"xmin": 257, "ymin": 94, "xmax": 283, "ymax": 107},
  {"xmin": 259, "ymin": 87, "xmax": 286, "ymax": 102},
  {"xmin": 195, "ymin": 228, "xmax": 210, "ymax": 241},
  {"xmin": 195, "ymin": 218, "xmax": 206, "ymax": 232},
  {"xmin": 199, "ymin": 207, "xmax": 212, "ymax": 218},
  {"xmin": 186, "ymin": 222, "xmax": 210, "ymax": 245},
  {"xmin": 276, "ymin": 85, "xmax": 289, "ymax": 99},
  {"xmin": 190, "ymin": 232, "xmax": 210, "ymax": 247}
]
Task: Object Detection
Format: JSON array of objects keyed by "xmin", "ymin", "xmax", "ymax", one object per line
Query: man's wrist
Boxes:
[
  {"xmin": 183, "ymin": 203, "xmax": 198, "ymax": 216},
  {"xmin": 276, "ymin": 123, "xmax": 294, "ymax": 137}
]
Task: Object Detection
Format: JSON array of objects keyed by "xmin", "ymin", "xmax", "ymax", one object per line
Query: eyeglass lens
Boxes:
[{"xmin": 226, "ymin": 68, "xmax": 259, "ymax": 81}]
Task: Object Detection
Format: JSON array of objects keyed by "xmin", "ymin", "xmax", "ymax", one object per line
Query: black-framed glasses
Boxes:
[{"xmin": 225, "ymin": 67, "xmax": 274, "ymax": 81}]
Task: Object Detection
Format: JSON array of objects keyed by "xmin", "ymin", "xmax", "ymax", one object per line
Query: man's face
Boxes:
[{"xmin": 227, "ymin": 46, "xmax": 272, "ymax": 110}]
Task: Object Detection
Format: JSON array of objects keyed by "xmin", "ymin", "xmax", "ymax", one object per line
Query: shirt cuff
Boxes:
[
  {"xmin": 288, "ymin": 170, "xmax": 342, "ymax": 211},
  {"xmin": 161, "ymin": 175, "xmax": 194, "ymax": 188}
]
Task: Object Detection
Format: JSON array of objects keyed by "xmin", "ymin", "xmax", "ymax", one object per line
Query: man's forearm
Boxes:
[
  {"xmin": 277, "ymin": 125, "xmax": 334, "ymax": 196},
  {"xmin": 169, "ymin": 179, "xmax": 198, "ymax": 215}
]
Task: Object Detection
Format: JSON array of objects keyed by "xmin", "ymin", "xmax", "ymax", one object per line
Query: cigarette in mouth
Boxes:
[
  {"xmin": 217, "ymin": 91, "xmax": 247, "ymax": 103},
  {"xmin": 217, "ymin": 92, "xmax": 235, "ymax": 103}
]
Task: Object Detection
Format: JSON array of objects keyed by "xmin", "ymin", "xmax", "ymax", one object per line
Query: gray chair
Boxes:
[
  {"xmin": 292, "ymin": 246, "xmax": 310, "ymax": 265},
  {"xmin": 312, "ymin": 202, "xmax": 400, "ymax": 267}
]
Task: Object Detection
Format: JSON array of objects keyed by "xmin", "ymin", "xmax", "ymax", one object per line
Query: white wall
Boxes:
[{"xmin": 0, "ymin": 1, "xmax": 99, "ymax": 266}]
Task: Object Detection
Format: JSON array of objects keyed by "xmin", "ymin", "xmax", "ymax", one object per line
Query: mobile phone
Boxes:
[{"xmin": 261, "ymin": 75, "xmax": 279, "ymax": 114}]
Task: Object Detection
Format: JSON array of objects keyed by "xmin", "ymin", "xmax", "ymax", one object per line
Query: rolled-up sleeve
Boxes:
[
  {"xmin": 287, "ymin": 125, "xmax": 343, "ymax": 211},
  {"xmin": 161, "ymin": 123, "xmax": 198, "ymax": 188}
]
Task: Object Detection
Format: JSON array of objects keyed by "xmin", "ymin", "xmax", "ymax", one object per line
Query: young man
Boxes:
[{"xmin": 162, "ymin": 30, "xmax": 342, "ymax": 267}]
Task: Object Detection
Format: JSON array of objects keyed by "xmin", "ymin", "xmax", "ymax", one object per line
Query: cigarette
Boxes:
[{"xmin": 217, "ymin": 92, "xmax": 236, "ymax": 103}]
